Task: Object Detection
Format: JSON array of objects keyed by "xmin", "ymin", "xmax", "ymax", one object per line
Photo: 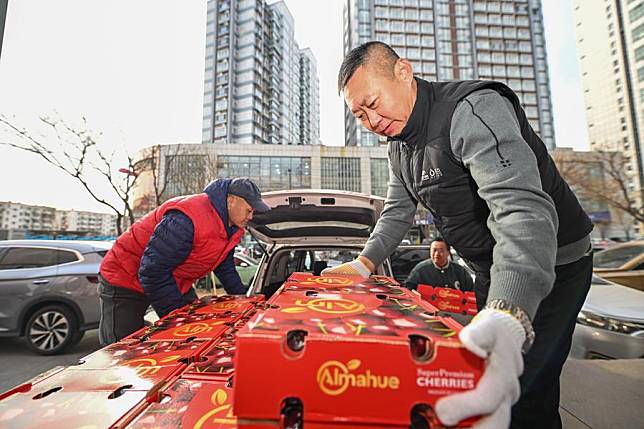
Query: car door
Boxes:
[
  {"xmin": 0, "ymin": 246, "xmax": 60, "ymax": 335},
  {"xmin": 54, "ymin": 248, "xmax": 101, "ymax": 327}
]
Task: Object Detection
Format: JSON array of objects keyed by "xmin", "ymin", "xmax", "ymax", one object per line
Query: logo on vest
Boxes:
[{"xmin": 422, "ymin": 168, "xmax": 442, "ymax": 182}]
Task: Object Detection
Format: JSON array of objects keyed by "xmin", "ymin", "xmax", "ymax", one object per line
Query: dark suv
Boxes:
[{"xmin": 0, "ymin": 240, "xmax": 112, "ymax": 354}]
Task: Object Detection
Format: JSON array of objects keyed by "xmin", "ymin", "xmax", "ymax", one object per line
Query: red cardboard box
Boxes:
[
  {"xmin": 281, "ymin": 273, "xmax": 409, "ymax": 296},
  {"xmin": 417, "ymin": 285, "xmax": 478, "ymax": 316},
  {"xmin": 184, "ymin": 338, "xmax": 237, "ymax": 381},
  {"xmin": 169, "ymin": 295, "xmax": 264, "ymax": 318},
  {"xmin": 76, "ymin": 338, "xmax": 211, "ymax": 381},
  {"xmin": 234, "ymin": 274, "xmax": 484, "ymax": 428},
  {"xmin": 0, "ymin": 388, "xmax": 148, "ymax": 429},
  {"xmin": 0, "ymin": 367, "xmax": 164, "ymax": 429},
  {"xmin": 130, "ymin": 313, "xmax": 238, "ymax": 342},
  {"xmin": 127, "ymin": 378, "xmax": 237, "ymax": 428}
]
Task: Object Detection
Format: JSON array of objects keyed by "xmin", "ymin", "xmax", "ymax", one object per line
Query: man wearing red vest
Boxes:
[{"xmin": 98, "ymin": 177, "xmax": 269, "ymax": 345}]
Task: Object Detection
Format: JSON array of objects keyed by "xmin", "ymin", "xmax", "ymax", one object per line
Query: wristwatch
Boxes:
[{"xmin": 485, "ymin": 299, "xmax": 535, "ymax": 354}]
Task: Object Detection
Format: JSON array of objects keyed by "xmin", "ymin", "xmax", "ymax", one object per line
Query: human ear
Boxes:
[{"xmin": 395, "ymin": 59, "xmax": 413, "ymax": 82}]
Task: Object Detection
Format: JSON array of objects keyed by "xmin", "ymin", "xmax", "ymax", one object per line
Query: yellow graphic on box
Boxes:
[
  {"xmin": 209, "ymin": 301, "xmax": 240, "ymax": 311},
  {"xmin": 299, "ymin": 276, "xmax": 354, "ymax": 286},
  {"xmin": 282, "ymin": 298, "xmax": 365, "ymax": 315},
  {"xmin": 317, "ymin": 359, "xmax": 400, "ymax": 396},
  {"xmin": 172, "ymin": 320, "xmax": 226, "ymax": 337},
  {"xmin": 123, "ymin": 355, "xmax": 182, "ymax": 376},
  {"xmin": 194, "ymin": 388, "xmax": 237, "ymax": 428}
]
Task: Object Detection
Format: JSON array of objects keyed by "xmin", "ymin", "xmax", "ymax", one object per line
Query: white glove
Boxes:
[
  {"xmin": 321, "ymin": 259, "xmax": 371, "ymax": 277},
  {"xmin": 435, "ymin": 309, "xmax": 526, "ymax": 429}
]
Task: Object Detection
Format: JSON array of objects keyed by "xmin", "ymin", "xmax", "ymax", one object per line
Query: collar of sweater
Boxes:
[
  {"xmin": 389, "ymin": 77, "xmax": 431, "ymax": 147},
  {"xmin": 432, "ymin": 259, "xmax": 450, "ymax": 270}
]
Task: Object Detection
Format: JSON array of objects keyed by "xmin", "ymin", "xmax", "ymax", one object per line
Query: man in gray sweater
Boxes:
[{"xmin": 324, "ymin": 41, "xmax": 593, "ymax": 429}]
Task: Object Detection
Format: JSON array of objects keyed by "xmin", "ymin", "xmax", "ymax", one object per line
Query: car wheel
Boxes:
[
  {"xmin": 69, "ymin": 329, "xmax": 85, "ymax": 346},
  {"xmin": 24, "ymin": 305, "xmax": 79, "ymax": 355}
]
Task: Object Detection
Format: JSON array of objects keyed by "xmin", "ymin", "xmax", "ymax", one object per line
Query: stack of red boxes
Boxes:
[
  {"xmin": 0, "ymin": 276, "xmax": 483, "ymax": 429},
  {"xmin": 0, "ymin": 295, "xmax": 262, "ymax": 428},
  {"xmin": 125, "ymin": 295, "xmax": 261, "ymax": 428},
  {"xmin": 233, "ymin": 273, "xmax": 484, "ymax": 428},
  {"xmin": 416, "ymin": 285, "xmax": 478, "ymax": 316}
]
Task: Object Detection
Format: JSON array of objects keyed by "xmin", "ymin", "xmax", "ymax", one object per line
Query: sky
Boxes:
[{"xmin": 0, "ymin": 0, "xmax": 589, "ymax": 213}]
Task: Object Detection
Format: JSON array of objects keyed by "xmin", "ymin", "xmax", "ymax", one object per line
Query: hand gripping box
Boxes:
[
  {"xmin": 127, "ymin": 378, "xmax": 237, "ymax": 428},
  {"xmin": 233, "ymin": 274, "xmax": 484, "ymax": 428}
]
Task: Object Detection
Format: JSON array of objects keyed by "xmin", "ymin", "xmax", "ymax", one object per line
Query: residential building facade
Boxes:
[
  {"xmin": 299, "ymin": 48, "xmax": 321, "ymax": 145},
  {"xmin": 573, "ymin": 0, "xmax": 644, "ymax": 234},
  {"xmin": 343, "ymin": 0, "xmax": 555, "ymax": 149},
  {"xmin": 0, "ymin": 201, "xmax": 117, "ymax": 239},
  {"xmin": 201, "ymin": 0, "xmax": 320, "ymax": 145}
]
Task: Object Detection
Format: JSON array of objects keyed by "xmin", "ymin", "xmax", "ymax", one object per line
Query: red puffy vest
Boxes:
[{"xmin": 100, "ymin": 193, "xmax": 244, "ymax": 295}]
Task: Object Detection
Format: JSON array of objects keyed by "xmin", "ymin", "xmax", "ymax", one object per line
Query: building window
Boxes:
[
  {"xmin": 630, "ymin": 3, "xmax": 644, "ymax": 22},
  {"xmin": 321, "ymin": 157, "xmax": 361, "ymax": 192},
  {"xmin": 217, "ymin": 156, "xmax": 311, "ymax": 192},
  {"xmin": 632, "ymin": 22, "xmax": 644, "ymax": 42},
  {"xmin": 370, "ymin": 159, "xmax": 389, "ymax": 197}
]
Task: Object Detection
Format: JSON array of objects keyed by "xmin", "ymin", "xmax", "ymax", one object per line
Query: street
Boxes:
[
  {"xmin": 0, "ymin": 330, "xmax": 102, "ymax": 394},
  {"xmin": 0, "ymin": 330, "xmax": 642, "ymax": 429}
]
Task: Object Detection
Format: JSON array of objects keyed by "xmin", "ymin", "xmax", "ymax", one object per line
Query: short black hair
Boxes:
[
  {"xmin": 431, "ymin": 237, "xmax": 449, "ymax": 249},
  {"xmin": 337, "ymin": 41, "xmax": 400, "ymax": 94}
]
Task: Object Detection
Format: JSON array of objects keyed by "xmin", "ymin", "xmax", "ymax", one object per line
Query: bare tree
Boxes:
[
  {"xmin": 132, "ymin": 146, "xmax": 219, "ymax": 217},
  {"xmin": 135, "ymin": 144, "xmax": 182, "ymax": 209},
  {"xmin": 555, "ymin": 150, "xmax": 644, "ymax": 224},
  {"xmin": 0, "ymin": 114, "xmax": 142, "ymax": 234}
]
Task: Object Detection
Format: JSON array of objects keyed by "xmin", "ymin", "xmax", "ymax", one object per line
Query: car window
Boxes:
[
  {"xmin": 56, "ymin": 249, "xmax": 79, "ymax": 264},
  {"xmin": 594, "ymin": 244, "xmax": 644, "ymax": 268},
  {"xmin": 0, "ymin": 247, "xmax": 59, "ymax": 269},
  {"xmin": 262, "ymin": 248, "xmax": 363, "ymax": 298},
  {"xmin": 389, "ymin": 247, "xmax": 429, "ymax": 284}
]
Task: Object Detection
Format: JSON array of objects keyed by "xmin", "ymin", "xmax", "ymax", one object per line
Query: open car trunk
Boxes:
[{"xmin": 248, "ymin": 190, "xmax": 385, "ymax": 244}]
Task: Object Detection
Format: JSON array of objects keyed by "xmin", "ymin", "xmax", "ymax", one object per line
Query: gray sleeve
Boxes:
[
  {"xmin": 450, "ymin": 89, "xmax": 558, "ymax": 319},
  {"xmin": 361, "ymin": 162, "xmax": 417, "ymax": 267}
]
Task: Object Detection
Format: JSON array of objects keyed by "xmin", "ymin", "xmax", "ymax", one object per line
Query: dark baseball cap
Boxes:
[{"xmin": 228, "ymin": 178, "xmax": 270, "ymax": 213}]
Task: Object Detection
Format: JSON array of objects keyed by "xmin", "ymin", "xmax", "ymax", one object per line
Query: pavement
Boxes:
[
  {"xmin": 560, "ymin": 358, "xmax": 644, "ymax": 429},
  {"xmin": 0, "ymin": 331, "xmax": 642, "ymax": 428}
]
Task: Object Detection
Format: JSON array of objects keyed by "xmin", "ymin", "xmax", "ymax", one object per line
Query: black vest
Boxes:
[{"xmin": 389, "ymin": 79, "xmax": 593, "ymax": 272}]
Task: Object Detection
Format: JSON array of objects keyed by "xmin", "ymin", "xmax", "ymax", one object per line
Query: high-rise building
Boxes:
[
  {"xmin": 573, "ymin": 0, "xmax": 644, "ymax": 221},
  {"xmin": 299, "ymin": 48, "xmax": 321, "ymax": 145},
  {"xmin": 201, "ymin": 0, "xmax": 320, "ymax": 145},
  {"xmin": 343, "ymin": 0, "xmax": 555, "ymax": 149}
]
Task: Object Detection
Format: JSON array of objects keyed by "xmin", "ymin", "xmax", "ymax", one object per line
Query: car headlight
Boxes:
[{"xmin": 577, "ymin": 310, "xmax": 644, "ymax": 335}]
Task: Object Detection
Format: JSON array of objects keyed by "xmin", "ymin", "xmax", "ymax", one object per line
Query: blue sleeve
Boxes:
[
  {"xmin": 213, "ymin": 249, "xmax": 246, "ymax": 295},
  {"xmin": 139, "ymin": 210, "xmax": 194, "ymax": 317}
]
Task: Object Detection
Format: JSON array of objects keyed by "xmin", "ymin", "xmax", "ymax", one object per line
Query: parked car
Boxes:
[
  {"xmin": 214, "ymin": 253, "xmax": 258, "ymax": 288},
  {"xmin": 246, "ymin": 190, "xmax": 391, "ymax": 298},
  {"xmin": 571, "ymin": 275, "xmax": 644, "ymax": 359},
  {"xmin": 389, "ymin": 245, "xmax": 429, "ymax": 285},
  {"xmin": 0, "ymin": 240, "xmax": 112, "ymax": 355},
  {"xmin": 593, "ymin": 240, "xmax": 644, "ymax": 291}
]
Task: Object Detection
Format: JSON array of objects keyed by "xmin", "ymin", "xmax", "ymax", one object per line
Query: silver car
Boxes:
[
  {"xmin": 0, "ymin": 240, "xmax": 112, "ymax": 355},
  {"xmin": 571, "ymin": 275, "xmax": 644, "ymax": 359}
]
